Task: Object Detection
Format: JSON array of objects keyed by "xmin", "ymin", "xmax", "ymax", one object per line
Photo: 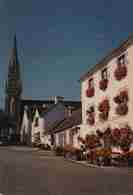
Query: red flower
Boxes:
[
  {"xmin": 99, "ymin": 79, "xmax": 108, "ymax": 91},
  {"xmin": 112, "ymin": 128, "xmax": 121, "ymax": 137},
  {"xmin": 119, "ymin": 90, "xmax": 128, "ymax": 102},
  {"xmin": 114, "ymin": 66, "xmax": 127, "ymax": 81},
  {"xmin": 113, "ymin": 95, "xmax": 121, "ymax": 104},
  {"xmin": 98, "ymin": 99, "xmax": 110, "ymax": 112},
  {"xmin": 86, "ymin": 87, "xmax": 95, "ymax": 97},
  {"xmin": 114, "ymin": 90, "xmax": 128, "ymax": 104}
]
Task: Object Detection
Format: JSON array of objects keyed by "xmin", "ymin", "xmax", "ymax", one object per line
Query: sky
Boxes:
[{"xmin": 0, "ymin": 0, "xmax": 133, "ymax": 108}]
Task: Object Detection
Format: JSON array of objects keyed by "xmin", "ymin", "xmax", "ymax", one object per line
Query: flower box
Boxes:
[
  {"xmin": 86, "ymin": 87, "xmax": 95, "ymax": 97},
  {"xmin": 99, "ymin": 79, "xmax": 108, "ymax": 91},
  {"xmin": 114, "ymin": 66, "xmax": 127, "ymax": 81}
]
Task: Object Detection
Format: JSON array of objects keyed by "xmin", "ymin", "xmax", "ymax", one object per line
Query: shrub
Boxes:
[{"xmin": 64, "ymin": 144, "xmax": 83, "ymax": 161}]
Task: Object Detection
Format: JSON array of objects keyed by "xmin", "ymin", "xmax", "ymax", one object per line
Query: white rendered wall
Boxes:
[{"xmin": 80, "ymin": 46, "xmax": 133, "ymax": 138}]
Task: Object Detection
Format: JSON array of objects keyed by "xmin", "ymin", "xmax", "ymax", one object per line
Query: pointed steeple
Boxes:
[
  {"xmin": 5, "ymin": 34, "xmax": 22, "ymax": 107},
  {"xmin": 8, "ymin": 34, "xmax": 20, "ymax": 78}
]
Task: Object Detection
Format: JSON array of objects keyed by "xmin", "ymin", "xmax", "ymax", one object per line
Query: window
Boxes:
[
  {"xmin": 88, "ymin": 78, "xmax": 94, "ymax": 88},
  {"xmin": 59, "ymin": 133, "xmax": 64, "ymax": 146},
  {"xmin": 69, "ymin": 131, "xmax": 73, "ymax": 145},
  {"xmin": 117, "ymin": 54, "xmax": 126, "ymax": 67},
  {"xmin": 64, "ymin": 132, "xmax": 66, "ymax": 145},
  {"xmin": 34, "ymin": 117, "xmax": 39, "ymax": 127},
  {"xmin": 101, "ymin": 68, "xmax": 108, "ymax": 80}
]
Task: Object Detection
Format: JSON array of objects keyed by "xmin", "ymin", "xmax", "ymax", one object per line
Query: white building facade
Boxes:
[{"xmin": 80, "ymin": 36, "xmax": 133, "ymax": 138}]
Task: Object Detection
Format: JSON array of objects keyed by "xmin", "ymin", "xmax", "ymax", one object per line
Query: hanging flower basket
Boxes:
[
  {"xmin": 99, "ymin": 79, "xmax": 108, "ymax": 91},
  {"xmin": 86, "ymin": 87, "xmax": 95, "ymax": 97},
  {"xmin": 114, "ymin": 66, "xmax": 127, "ymax": 81},
  {"xmin": 116, "ymin": 103, "xmax": 128, "ymax": 116}
]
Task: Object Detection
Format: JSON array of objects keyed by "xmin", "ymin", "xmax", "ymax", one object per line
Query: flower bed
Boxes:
[{"xmin": 77, "ymin": 125, "xmax": 133, "ymax": 167}]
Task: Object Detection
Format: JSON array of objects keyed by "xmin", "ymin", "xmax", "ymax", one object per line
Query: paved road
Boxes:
[{"xmin": 0, "ymin": 147, "xmax": 133, "ymax": 195}]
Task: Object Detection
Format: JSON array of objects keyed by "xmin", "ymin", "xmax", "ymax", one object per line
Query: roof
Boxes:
[
  {"xmin": 20, "ymin": 99, "xmax": 81, "ymax": 122},
  {"xmin": 52, "ymin": 108, "xmax": 82, "ymax": 133},
  {"xmin": 40, "ymin": 102, "xmax": 64, "ymax": 117},
  {"xmin": 80, "ymin": 34, "xmax": 133, "ymax": 81}
]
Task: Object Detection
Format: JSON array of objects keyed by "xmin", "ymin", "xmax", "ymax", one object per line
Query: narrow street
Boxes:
[{"xmin": 0, "ymin": 147, "xmax": 133, "ymax": 195}]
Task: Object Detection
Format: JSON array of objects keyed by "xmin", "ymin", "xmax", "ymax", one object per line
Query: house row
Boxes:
[
  {"xmin": 20, "ymin": 96, "xmax": 81, "ymax": 146},
  {"xmin": 20, "ymin": 34, "xmax": 133, "ymax": 149}
]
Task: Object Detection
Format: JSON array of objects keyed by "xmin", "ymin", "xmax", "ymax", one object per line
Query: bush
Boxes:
[
  {"xmin": 64, "ymin": 144, "xmax": 83, "ymax": 161},
  {"xmin": 40, "ymin": 144, "xmax": 51, "ymax": 150}
]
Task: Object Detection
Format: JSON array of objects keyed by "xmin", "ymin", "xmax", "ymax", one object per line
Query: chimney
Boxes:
[{"xmin": 54, "ymin": 96, "xmax": 64, "ymax": 104}]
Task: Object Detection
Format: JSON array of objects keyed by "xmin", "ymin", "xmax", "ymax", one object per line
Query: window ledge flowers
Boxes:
[
  {"xmin": 98, "ymin": 99, "xmax": 110, "ymax": 121},
  {"xmin": 86, "ymin": 87, "xmax": 95, "ymax": 97},
  {"xmin": 114, "ymin": 90, "xmax": 128, "ymax": 116},
  {"xmin": 114, "ymin": 65, "xmax": 127, "ymax": 81},
  {"xmin": 99, "ymin": 79, "xmax": 108, "ymax": 91}
]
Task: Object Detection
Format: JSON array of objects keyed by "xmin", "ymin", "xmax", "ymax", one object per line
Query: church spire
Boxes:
[
  {"xmin": 5, "ymin": 34, "xmax": 22, "ymax": 112},
  {"xmin": 8, "ymin": 34, "xmax": 20, "ymax": 78}
]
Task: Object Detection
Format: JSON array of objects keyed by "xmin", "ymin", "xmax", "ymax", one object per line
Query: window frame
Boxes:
[
  {"xmin": 101, "ymin": 68, "xmax": 108, "ymax": 80},
  {"xmin": 88, "ymin": 78, "xmax": 94, "ymax": 88},
  {"xmin": 117, "ymin": 53, "xmax": 127, "ymax": 67}
]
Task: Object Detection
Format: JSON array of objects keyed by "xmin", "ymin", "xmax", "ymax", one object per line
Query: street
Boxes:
[{"xmin": 0, "ymin": 147, "xmax": 133, "ymax": 195}]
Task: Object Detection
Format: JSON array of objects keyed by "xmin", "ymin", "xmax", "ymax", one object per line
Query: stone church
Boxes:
[{"xmin": 5, "ymin": 36, "xmax": 81, "ymax": 144}]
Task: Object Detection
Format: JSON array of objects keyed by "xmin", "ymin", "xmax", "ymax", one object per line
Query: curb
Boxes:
[{"xmin": 64, "ymin": 159, "xmax": 115, "ymax": 169}]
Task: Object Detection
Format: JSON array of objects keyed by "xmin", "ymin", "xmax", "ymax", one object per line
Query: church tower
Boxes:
[{"xmin": 5, "ymin": 35, "xmax": 22, "ymax": 136}]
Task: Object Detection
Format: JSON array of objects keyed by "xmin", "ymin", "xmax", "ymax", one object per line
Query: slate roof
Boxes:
[
  {"xmin": 51, "ymin": 108, "xmax": 82, "ymax": 133},
  {"xmin": 80, "ymin": 34, "xmax": 133, "ymax": 81},
  {"xmin": 20, "ymin": 99, "xmax": 81, "ymax": 122}
]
